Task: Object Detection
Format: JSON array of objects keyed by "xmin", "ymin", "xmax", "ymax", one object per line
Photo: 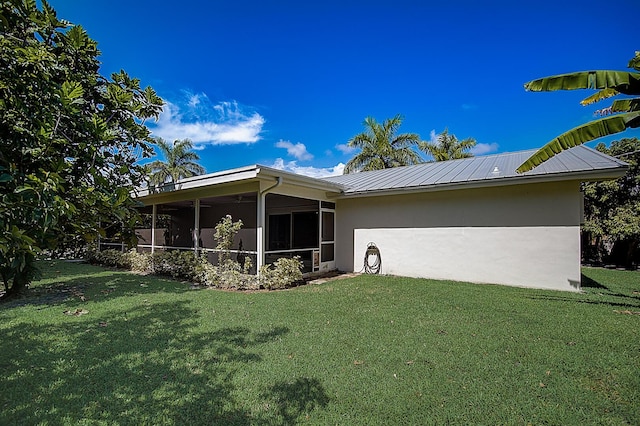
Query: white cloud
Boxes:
[
  {"xmin": 275, "ymin": 140, "xmax": 313, "ymax": 161},
  {"xmin": 270, "ymin": 158, "xmax": 345, "ymax": 178},
  {"xmin": 429, "ymin": 129, "xmax": 439, "ymax": 144},
  {"xmin": 336, "ymin": 143, "xmax": 356, "ymax": 155},
  {"xmin": 188, "ymin": 94, "xmax": 201, "ymax": 108},
  {"xmin": 470, "ymin": 142, "xmax": 499, "ymax": 155},
  {"xmin": 149, "ymin": 93, "xmax": 265, "ymax": 148}
]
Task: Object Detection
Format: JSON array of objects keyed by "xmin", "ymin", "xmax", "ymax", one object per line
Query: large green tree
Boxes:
[
  {"xmin": 343, "ymin": 115, "xmax": 422, "ymax": 174},
  {"xmin": 582, "ymin": 137, "xmax": 640, "ymax": 268},
  {"xmin": 148, "ymin": 138, "xmax": 205, "ymax": 186},
  {"xmin": 0, "ymin": 0, "xmax": 163, "ymax": 298},
  {"xmin": 518, "ymin": 52, "xmax": 640, "ymax": 173},
  {"xmin": 419, "ymin": 128, "xmax": 476, "ymax": 161}
]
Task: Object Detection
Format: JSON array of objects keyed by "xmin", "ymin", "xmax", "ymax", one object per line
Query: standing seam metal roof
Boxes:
[{"xmin": 322, "ymin": 145, "xmax": 627, "ymax": 195}]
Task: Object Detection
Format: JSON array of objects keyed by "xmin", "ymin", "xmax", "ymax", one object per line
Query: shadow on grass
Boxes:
[
  {"xmin": 1, "ymin": 268, "xmax": 194, "ymax": 310},
  {"xmin": 580, "ymin": 273, "xmax": 609, "ymax": 290},
  {"xmin": 528, "ymin": 273, "xmax": 640, "ymax": 310},
  {"xmin": 0, "ymin": 300, "xmax": 329, "ymax": 424},
  {"xmin": 264, "ymin": 377, "xmax": 330, "ymax": 424}
]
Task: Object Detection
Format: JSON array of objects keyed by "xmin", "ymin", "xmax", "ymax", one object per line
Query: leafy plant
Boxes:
[
  {"xmin": 0, "ymin": 0, "xmax": 163, "ymax": 299},
  {"xmin": 121, "ymin": 249, "xmax": 151, "ymax": 272},
  {"xmin": 343, "ymin": 115, "xmax": 423, "ymax": 174},
  {"xmin": 148, "ymin": 138, "xmax": 205, "ymax": 187},
  {"xmin": 88, "ymin": 215, "xmax": 302, "ymax": 290},
  {"xmin": 582, "ymin": 137, "xmax": 640, "ymax": 267},
  {"xmin": 213, "ymin": 215, "xmax": 244, "ymax": 266},
  {"xmin": 260, "ymin": 256, "xmax": 304, "ymax": 290},
  {"xmin": 419, "ymin": 128, "xmax": 476, "ymax": 161},
  {"xmin": 151, "ymin": 250, "xmax": 199, "ymax": 280},
  {"xmin": 518, "ymin": 51, "xmax": 640, "ymax": 173}
]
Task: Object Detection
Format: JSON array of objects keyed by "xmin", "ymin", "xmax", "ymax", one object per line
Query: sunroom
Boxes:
[{"xmin": 122, "ymin": 165, "xmax": 343, "ymax": 274}]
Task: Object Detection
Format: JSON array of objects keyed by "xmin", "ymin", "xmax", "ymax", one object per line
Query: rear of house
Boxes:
[
  {"xmin": 128, "ymin": 146, "xmax": 626, "ymax": 292},
  {"xmin": 325, "ymin": 146, "xmax": 626, "ymax": 291},
  {"xmin": 332, "ymin": 180, "xmax": 582, "ymax": 290}
]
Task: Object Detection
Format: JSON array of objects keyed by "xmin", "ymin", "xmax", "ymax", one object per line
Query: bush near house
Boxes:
[
  {"xmin": 88, "ymin": 249, "xmax": 303, "ymax": 291},
  {"xmin": 88, "ymin": 216, "xmax": 303, "ymax": 289}
]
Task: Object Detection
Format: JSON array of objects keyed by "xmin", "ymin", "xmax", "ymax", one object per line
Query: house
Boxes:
[{"xmin": 127, "ymin": 146, "xmax": 627, "ymax": 292}]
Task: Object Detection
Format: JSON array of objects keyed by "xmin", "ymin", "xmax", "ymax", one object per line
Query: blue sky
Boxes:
[{"xmin": 52, "ymin": 0, "xmax": 639, "ymax": 177}]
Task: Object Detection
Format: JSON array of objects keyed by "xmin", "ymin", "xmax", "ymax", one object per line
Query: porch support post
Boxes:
[
  {"xmin": 151, "ymin": 204, "xmax": 157, "ymax": 254},
  {"xmin": 194, "ymin": 198, "xmax": 200, "ymax": 255},
  {"xmin": 256, "ymin": 192, "xmax": 265, "ymax": 272},
  {"xmin": 257, "ymin": 176, "xmax": 282, "ymax": 275}
]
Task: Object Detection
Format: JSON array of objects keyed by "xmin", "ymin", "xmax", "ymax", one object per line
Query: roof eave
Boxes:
[
  {"xmin": 256, "ymin": 165, "xmax": 346, "ymax": 193},
  {"xmin": 133, "ymin": 164, "xmax": 345, "ymax": 201}
]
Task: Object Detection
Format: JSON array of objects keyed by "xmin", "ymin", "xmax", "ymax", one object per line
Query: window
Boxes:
[
  {"xmin": 322, "ymin": 211, "xmax": 334, "ymax": 242},
  {"xmin": 268, "ymin": 214, "xmax": 290, "ymax": 250},
  {"xmin": 292, "ymin": 211, "xmax": 318, "ymax": 249}
]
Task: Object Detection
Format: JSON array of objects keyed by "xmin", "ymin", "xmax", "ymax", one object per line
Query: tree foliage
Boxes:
[
  {"xmin": 419, "ymin": 128, "xmax": 476, "ymax": 161},
  {"xmin": 518, "ymin": 52, "xmax": 640, "ymax": 173},
  {"xmin": 343, "ymin": 115, "xmax": 422, "ymax": 174},
  {"xmin": 147, "ymin": 138, "xmax": 205, "ymax": 186},
  {"xmin": 0, "ymin": 0, "xmax": 163, "ymax": 298},
  {"xmin": 582, "ymin": 138, "xmax": 640, "ymax": 267}
]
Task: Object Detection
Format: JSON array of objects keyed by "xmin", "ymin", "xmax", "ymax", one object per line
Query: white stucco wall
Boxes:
[{"xmin": 335, "ymin": 181, "xmax": 582, "ymax": 291}]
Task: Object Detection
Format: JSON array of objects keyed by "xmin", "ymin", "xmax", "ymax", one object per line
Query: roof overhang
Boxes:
[{"xmin": 134, "ymin": 164, "xmax": 345, "ymax": 205}]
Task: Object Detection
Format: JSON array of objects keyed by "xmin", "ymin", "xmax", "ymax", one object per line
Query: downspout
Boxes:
[
  {"xmin": 260, "ymin": 176, "xmax": 283, "ymax": 196},
  {"xmin": 193, "ymin": 198, "xmax": 200, "ymax": 256},
  {"xmin": 151, "ymin": 204, "xmax": 157, "ymax": 254},
  {"xmin": 257, "ymin": 176, "xmax": 283, "ymax": 273}
]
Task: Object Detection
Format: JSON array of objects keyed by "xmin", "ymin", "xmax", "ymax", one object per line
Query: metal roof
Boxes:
[{"xmin": 322, "ymin": 145, "xmax": 628, "ymax": 196}]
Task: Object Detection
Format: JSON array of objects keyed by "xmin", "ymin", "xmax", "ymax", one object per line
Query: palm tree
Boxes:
[
  {"xmin": 517, "ymin": 51, "xmax": 640, "ymax": 173},
  {"xmin": 419, "ymin": 128, "xmax": 476, "ymax": 161},
  {"xmin": 343, "ymin": 115, "xmax": 422, "ymax": 174},
  {"xmin": 148, "ymin": 138, "xmax": 205, "ymax": 186}
]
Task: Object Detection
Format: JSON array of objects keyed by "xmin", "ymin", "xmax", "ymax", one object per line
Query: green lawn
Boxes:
[{"xmin": 0, "ymin": 261, "xmax": 638, "ymax": 425}]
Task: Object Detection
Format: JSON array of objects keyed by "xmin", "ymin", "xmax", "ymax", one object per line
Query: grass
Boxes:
[{"xmin": 0, "ymin": 261, "xmax": 638, "ymax": 425}]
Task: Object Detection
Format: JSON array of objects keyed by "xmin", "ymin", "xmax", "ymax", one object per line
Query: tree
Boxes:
[
  {"xmin": 419, "ymin": 128, "xmax": 476, "ymax": 161},
  {"xmin": 343, "ymin": 115, "xmax": 422, "ymax": 174},
  {"xmin": 0, "ymin": 0, "xmax": 163, "ymax": 298},
  {"xmin": 517, "ymin": 52, "xmax": 640, "ymax": 173},
  {"xmin": 148, "ymin": 138, "xmax": 205, "ymax": 186},
  {"xmin": 582, "ymin": 137, "xmax": 640, "ymax": 268}
]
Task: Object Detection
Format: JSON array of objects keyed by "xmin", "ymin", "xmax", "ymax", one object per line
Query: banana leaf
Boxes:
[
  {"xmin": 610, "ymin": 98, "xmax": 640, "ymax": 113},
  {"xmin": 629, "ymin": 51, "xmax": 640, "ymax": 71},
  {"xmin": 517, "ymin": 111, "xmax": 640, "ymax": 173},
  {"xmin": 524, "ymin": 70, "xmax": 640, "ymax": 96},
  {"xmin": 580, "ymin": 88, "xmax": 619, "ymax": 106}
]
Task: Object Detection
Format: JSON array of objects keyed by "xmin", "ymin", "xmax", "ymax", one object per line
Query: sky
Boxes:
[{"xmin": 52, "ymin": 0, "xmax": 639, "ymax": 178}]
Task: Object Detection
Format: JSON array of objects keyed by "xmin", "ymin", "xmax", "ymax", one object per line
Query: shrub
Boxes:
[
  {"xmin": 121, "ymin": 249, "xmax": 151, "ymax": 272},
  {"xmin": 88, "ymin": 249, "xmax": 123, "ymax": 267},
  {"xmin": 260, "ymin": 256, "xmax": 304, "ymax": 290},
  {"xmin": 214, "ymin": 215, "xmax": 243, "ymax": 265},
  {"xmin": 87, "ymin": 216, "xmax": 303, "ymax": 291},
  {"xmin": 151, "ymin": 250, "xmax": 199, "ymax": 280}
]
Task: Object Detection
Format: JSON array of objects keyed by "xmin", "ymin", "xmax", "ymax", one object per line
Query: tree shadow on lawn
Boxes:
[
  {"xmin": 528, "ymin": 273, "xmax": 640, "ymax": 309},
  {"xmin": 0, "ymin": 301, "xmax": 329, "ymax": 424},
  {"xmin": 263, "ymin": 377, "xmax": 330, "ymax": 424},
  {"xmin": 1, "ymin": 269, "xmax": 195, "ymax": 309}
]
